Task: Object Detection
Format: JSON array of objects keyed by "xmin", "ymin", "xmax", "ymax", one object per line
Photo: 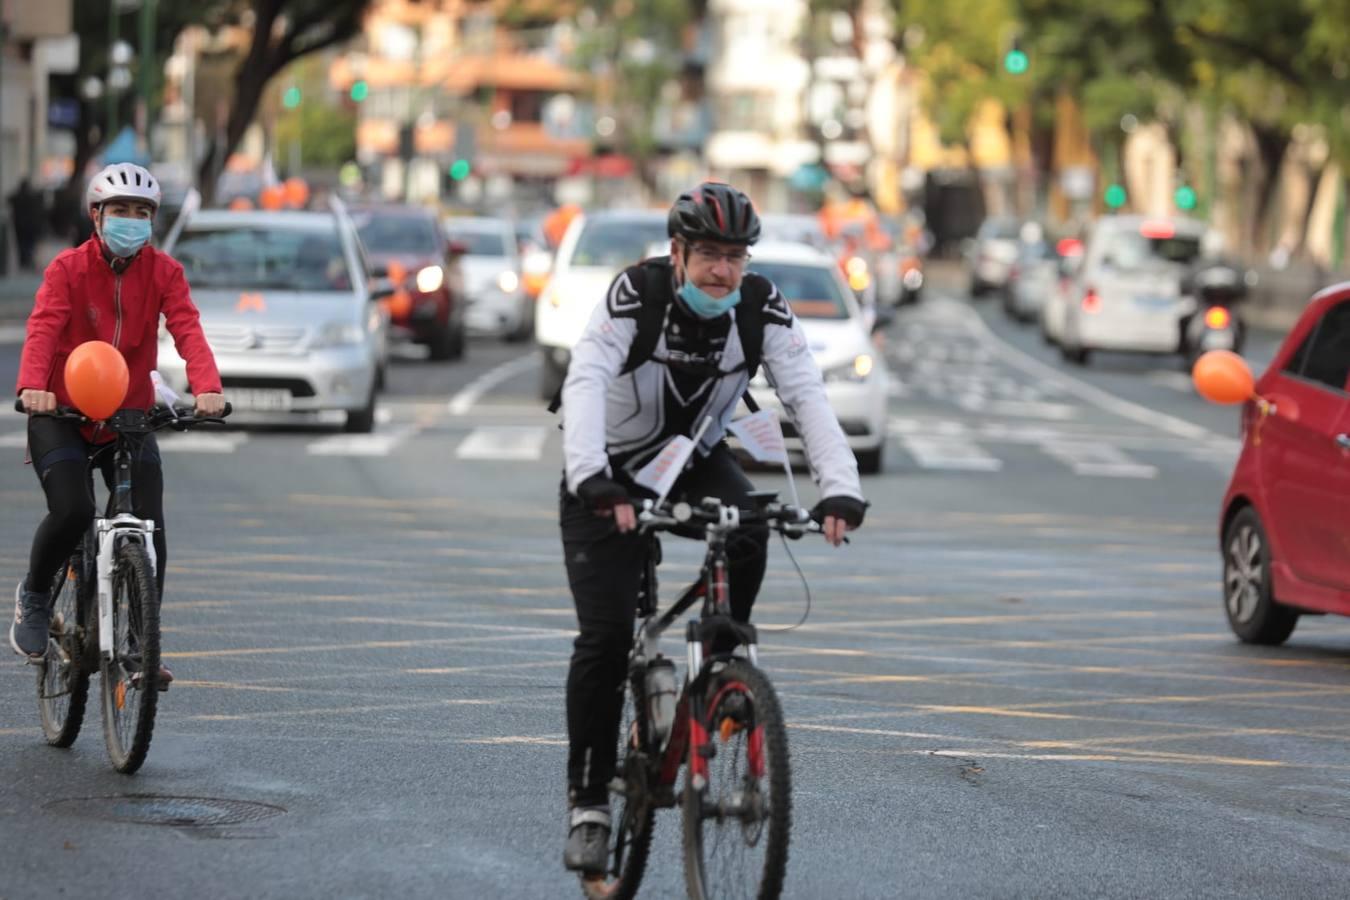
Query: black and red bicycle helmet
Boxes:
[{"xmin": 668, "ymin": 182, "xmax": 761, "ymax": 246}]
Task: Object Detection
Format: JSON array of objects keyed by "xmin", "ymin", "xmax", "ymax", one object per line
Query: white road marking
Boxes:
[
  {"xmin": 0, "ymin": 325, "xmax": 26, "ymax": 344},
  {"xmin": 957, "ymin": 397, "xmax": 1080, "ymax": 420},
  {"xmin": 1147, "ymin": 371, "xmax": 1199, "ymax": 393},
  {"xmin": 159, "ymin": 432, "xmax": 250, "ymax": 453},
  {"xmin": 945, "ymin": 300, "xmax": 1220, "ymax": 441},
  {"xmin": 898, "ymin": 435, "xmax": 1003, "ymax": 471},
  {"xmin": 455, "ymin": 426, "xmax": 549, "ymax": 461},
  {"xmin": 0, "ymin": 431, "xmax": 26, "ymax": 448},
  {"xmin": 447, "ymin": 353, "xmax": 540, "ymax": 416},
  {"xmin": 306, "ymin": 426, "xmax": 417, "ymax": 457},
  {"xmin": 1040, "ymin": 440, "xmax": 1158, "ymax": 478}
]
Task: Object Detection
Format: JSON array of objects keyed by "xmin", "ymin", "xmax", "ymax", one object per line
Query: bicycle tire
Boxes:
[
  {"xmin": 682, "ymin": 660, "xmax": 791, "ymax": 900},
  {"xmin": 100, "ymin": 542, "xmax": 160, "ymax": 774},
  {"xmin": 37, "ymin": 551, "xmax": 91, "ymax": 748},
  {"xmin": 583, "ymin": 674, "xmax": 657, "ymax": 900}
]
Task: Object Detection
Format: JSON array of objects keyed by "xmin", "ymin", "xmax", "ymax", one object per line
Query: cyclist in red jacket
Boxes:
[{"xmin": 11, "ymin": 163, "xmax": 224, "ymax": 673}]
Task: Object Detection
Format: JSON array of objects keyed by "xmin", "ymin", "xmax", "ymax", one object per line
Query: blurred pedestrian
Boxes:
[{"xmin": 7, "ymin": 178, "xmax": 45, "ymax": 271}]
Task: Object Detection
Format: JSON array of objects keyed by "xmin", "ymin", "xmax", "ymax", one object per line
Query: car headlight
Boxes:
[
  {"xmin": 497, "ymin": 271, "xmax": 520, "ymax": 293},
  {"xmin": 415, "ymin": 265, "xmax": 444, "ymax": 294},
  {"xmin": 823, "ymin": 354, "xmax": 874, "ymax": 383},
  {"xmin": 316, "ymin": 322, "xmax": 365, "ymax": 347}
]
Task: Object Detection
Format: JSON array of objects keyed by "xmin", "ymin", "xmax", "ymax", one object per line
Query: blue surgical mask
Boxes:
[
  {"xmin": 678, "ymin": 280, "xmax": 741, "ymax": 320},
  {"xmin": 101, "ymin": 216, "xmax": 153, "ymax": 258}
]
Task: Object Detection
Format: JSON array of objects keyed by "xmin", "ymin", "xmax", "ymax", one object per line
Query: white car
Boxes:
[
  {"xmin": 742, "ymin": 242, "xmax": 890, "ymax": 475},
  {"xmin": 534, "ymin": 209, "xmax": 669, "ymax": 399},
  {"xmin": 1046, "ymin": 215, "xmax": 1208, "ymax": 365},
  {"xmin": 442, "ymin": 216, "xmax": 532, "ymax": 341}
]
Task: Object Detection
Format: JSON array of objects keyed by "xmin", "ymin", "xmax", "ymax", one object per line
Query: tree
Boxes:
[{"xmin": 196, "ymin": 0, "xmax": 376, "ymax": 205}]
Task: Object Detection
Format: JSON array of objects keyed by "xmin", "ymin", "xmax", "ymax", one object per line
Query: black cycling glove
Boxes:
[
  {"xmin": 812, "ymin": 495, "xmax": 868, "ymax": 528},
  {"xmin": 576, "ymin": 474, "xmax": 631, "ymax": 512}
]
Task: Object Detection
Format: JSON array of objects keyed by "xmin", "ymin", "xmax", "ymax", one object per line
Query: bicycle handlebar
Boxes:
[
  {"xmin": 13, "ymin": 398, "xmax": 233, "ymax": 430},
  {"xmin": 638, "ymin": 496, "xmax": 824, "ymax": 540}
]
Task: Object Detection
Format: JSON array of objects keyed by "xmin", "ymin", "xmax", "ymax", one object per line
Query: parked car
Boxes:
[
  {"xmin": 351, "ymin": 204, "xmax": 467, "ymax": 361},
  {"xmin": 1209, "ymin": 282, "xmax": 1350, "ymax": 644},
  {"xmin": 159, "ymin": 202, "xmax": 390, "ymax": 432},
  {"xmin": 742, "ymin": 241, "xmax": 890, "ymax": 474},
  {"xmin": 1003, "ymin": 238, "xmax": 1061, "ymax": 323},
  {"xmin": 534, "ymin": 209, "xmax": 669, "ymax": 399},
  {"xmin": 443, "ymin": 215, "xmax": 532, "ymax": 341},
  {"xmin": 1044, "ymin": 215, "xmax": 1208, "ymax": 365}
]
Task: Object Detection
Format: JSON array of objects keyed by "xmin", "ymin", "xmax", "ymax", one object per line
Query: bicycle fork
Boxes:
[{"xmin": 94, "ymin": 515, "xmax": 157, "ymax": 661}]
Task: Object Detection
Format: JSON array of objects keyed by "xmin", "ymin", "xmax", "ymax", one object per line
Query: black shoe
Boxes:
[
  {"xmin": 10, "ymin": 578, "xmax": 51, "ymax": 659},
  {"xmin": 563, "ymin": 806, "xmax": 611, "ymax": 875}
]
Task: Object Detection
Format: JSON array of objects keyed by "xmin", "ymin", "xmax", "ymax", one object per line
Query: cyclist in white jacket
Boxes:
[{"xmin": 559, "ymin": 182, "xmax": 868, "ymax": 875}]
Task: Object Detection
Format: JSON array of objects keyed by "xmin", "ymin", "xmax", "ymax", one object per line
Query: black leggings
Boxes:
[
  {"xmin": 26, "ymin": 416, "xmax": 166, "ymax": 597},
  {"xmin": 561, "ymin": 443, "xmax": 769, "ymax": 807}
]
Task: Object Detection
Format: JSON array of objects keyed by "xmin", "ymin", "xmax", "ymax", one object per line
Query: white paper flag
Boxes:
[
  {"xmin": 634, "ymin": 434, "xmax": 697, "ymax": 499},
  {"xmin": 727, "ymin": 409, "xmax": 789, "ymax": 464},
  {"xmin": 150, "ymin": 370, "xmax": 182, "ymax": 410}
]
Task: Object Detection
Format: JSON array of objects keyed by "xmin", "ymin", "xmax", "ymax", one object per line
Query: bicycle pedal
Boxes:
[{"xmin": 719, "ymin": 717, "xmax": 745, "ymax": 742}]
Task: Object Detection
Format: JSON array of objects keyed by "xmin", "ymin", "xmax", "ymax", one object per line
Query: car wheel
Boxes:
[
  {"xmin": 855, "ymin": 444, "xmax": 883, "ymax": 475},
  {"xmin": 1223, "ymin": 506, "xmax": 1299, "ymax": 645},
  {"xmin": 344, "ymin": 388, "xmax": 377, "ymax": 434},
  {"xmin": 427, "ymin": 324, "xmax": 455, "ymax": 361},
  {"xmin": 375, "ymin": 364, "xmax": 387, "ymax": 392},
  {"xmin": 1060, "ymin": 343, "xmax": 1090, "ymax": 366}
]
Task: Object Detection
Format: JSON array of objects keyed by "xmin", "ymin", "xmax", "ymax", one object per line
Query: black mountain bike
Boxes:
[
  {"xmin": 583, "ymin": 494, "xmax": 822, "ymax": 900},
  {"xmin": 15, "ymin": 400, "xmax": 230, "ymax": 774}
]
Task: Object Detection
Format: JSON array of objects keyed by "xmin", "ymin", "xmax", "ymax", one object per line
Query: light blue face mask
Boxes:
[
  {"xmin": 678, "ymin": 280, "xmax": 742, "ymax": 320},
  {"xmin": 101, "ymin": 216, "xmax": 153, "ymax": 258}
]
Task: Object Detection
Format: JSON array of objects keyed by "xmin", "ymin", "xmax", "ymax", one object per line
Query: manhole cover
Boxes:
[{"xmin": 46, "ymin": 795, "xmax": 287, "ymax": 827}]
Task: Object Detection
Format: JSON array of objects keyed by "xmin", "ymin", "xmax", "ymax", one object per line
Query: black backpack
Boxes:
[{"xmin": 547, "ymin": 256, "xmax": 768, "ymax": 413}]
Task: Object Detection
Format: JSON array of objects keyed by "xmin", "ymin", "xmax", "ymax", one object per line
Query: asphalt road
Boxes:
[{"xmin": 3, "ymin": 284, "xmax": 1350, "ymax": 899}]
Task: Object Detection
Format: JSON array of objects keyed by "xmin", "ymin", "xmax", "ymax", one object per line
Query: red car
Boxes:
[{"xmin": 1219, "ymin": 281, "xmax": 1350, "ymax": 644}]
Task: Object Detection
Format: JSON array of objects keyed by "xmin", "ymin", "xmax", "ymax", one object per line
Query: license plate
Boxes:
[
  {"xmin": 227, "ymin": 388, "xmax": 293, "ymax": 411},
  {"xmin": 1133, "ymin": 295, "xmax": 1174, "ymax": 309}
]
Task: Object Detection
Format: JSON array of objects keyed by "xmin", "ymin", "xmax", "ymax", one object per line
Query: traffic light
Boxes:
[
  {"xmin": 282, "ymin": 86, "xmax": 301, "ymax": 109},
  {"xmin": 350, "ymin": 80, "xmax": 369, "ymax": 102},
  {"xmin": 1003, "ymin": 36, "xmax": 1028, "ymax": 75},
  {"xmin": 1174, "ymin": 184, "xmax": 1197, "ymax": 211},
  {"xmin": 449, "ymin": 159, "xmax": 471, "ymax": 181},
  {"xmin": 1104, "ymin": 183, "xmax": 1127, "ymax": 209}
]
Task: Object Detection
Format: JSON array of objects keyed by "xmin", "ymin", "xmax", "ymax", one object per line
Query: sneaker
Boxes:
[
  {"xmin": 563, "ymin": 805, "xmax": 611, "ymax": 875},
  {"xmin": 10, "ymin": 578, "xmax": 51, "ymax": 659},
  {"xmin": 124, "ymin": 653, "xmax": 174, "ymax": 691}
]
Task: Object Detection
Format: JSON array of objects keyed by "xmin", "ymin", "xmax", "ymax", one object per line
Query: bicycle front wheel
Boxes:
[
  {"xmin": 37, "ymin": 552, "xmax": 91, "ymax": 747},
  {"xmin": 682, "ymin": 660, "xmax": 791, "ymax": 900},
  {"xmin": 583, "ymin": 675, "xmax": 656, "ymax": 900},
  {"xmin": 100, "ymin": 542, "xmax": 160, "ymax": 774}
]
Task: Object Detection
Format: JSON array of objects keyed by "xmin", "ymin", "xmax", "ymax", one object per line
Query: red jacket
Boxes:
[{"xmin": 16, "ymin": 238, "xmax": 221, "ymax": 414}]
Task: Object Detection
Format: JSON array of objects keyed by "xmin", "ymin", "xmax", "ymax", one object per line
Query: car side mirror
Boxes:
[
  {"xmin": 369, "ymin": 277, "xmax": 398, "ymax": 302},
  {"xmin": 447, "ymin": 240, "xmax": 469, "ymax": 258},
  {"xmin": 369, "ymin": 262, "xmax": 390, "ymax": 280}
]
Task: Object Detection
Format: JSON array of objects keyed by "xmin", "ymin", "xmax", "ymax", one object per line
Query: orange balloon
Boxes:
[
  {"xmin": 64, "ymin": 340, "xmax": 129, "ymax": 420},
  {"xmin": 283, "ymin": 177, "xmax": 310, "ymax": 208},
  {"xmin": 259, "ymin": 186, "xmax": 285, "ymax": 211},
  {"xmin": 1192, "ymin": 350, "xmax": 1254, "ymax": 405}
]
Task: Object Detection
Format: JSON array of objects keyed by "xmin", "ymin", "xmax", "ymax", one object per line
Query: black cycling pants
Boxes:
[
  {"xmin": 561, "ymin": 443, "xmax": 769, "ymax": 807},
  {"xmin": 26, "ymin": 416, "xmax": 166, "ymax": 597}
]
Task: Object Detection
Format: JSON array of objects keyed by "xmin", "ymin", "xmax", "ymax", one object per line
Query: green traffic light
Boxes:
[
  {"xmin": 350, "ymin": 80, "xmax": 369, "ymax": 102},
  {"xmin": 282, "ymin": 86, "xmax": 301, "ymax": 109},
  {"xmin": 1105, "ymin": 184, "xmax": 1127, "ymax": 209},
  {"xmin": 1003, "ymin": 49, "xmax": 1028, "ymax": 75},
  {"xmin": 1175, "ymin": 185, "xmax": 1197, "ymax": 211},
  {"xmin": 449, "ymin": 159, "xmax": 471, "ymax": 181}
]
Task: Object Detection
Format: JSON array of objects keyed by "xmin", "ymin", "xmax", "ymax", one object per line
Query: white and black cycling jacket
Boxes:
[{"xmin": 561, "ymin": 260, "xmax": 864, "ymax": 502}]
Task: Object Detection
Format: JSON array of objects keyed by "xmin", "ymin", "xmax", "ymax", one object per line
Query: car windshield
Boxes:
[
  {"xmin": 1103, "ymin": 230, "xmax": 1202, "ymax": 271},
  {"xmin": 353, "ymin": 213, "xmax": 442, "ymax": 255},
  {"xmin": 445, "ymin": 229, "xmax": 510, "ymax": 256},
  {"xmin": 174, "ymin": 225, "xmax": 352, "ymax": 292},
  {"xmin": 748, "ymin": 261, "xmax": 850, "ymax": 320},
  {"xmin": 570, "ymin": 218, "xmax": 668, "ymax": 268}
]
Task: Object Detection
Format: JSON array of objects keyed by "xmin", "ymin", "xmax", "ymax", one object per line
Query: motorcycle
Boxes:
[{"xmin": 1179, "ymin": 260, "xmax": 1250, "ymax": 370}]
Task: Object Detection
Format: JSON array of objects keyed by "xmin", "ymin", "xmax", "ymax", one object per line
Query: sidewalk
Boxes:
[{"xmin": 0, "ymin": 238, "xmax": 66, "ymax": 326}]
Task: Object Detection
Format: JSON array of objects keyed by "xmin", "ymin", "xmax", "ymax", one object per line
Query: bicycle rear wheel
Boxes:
[
  {"xmin": 37, "ymin": 550, "xmax": 91, "ymax": 747},
  {"xmin": 682, "ymin": 660, "xmax": 791, "ymax": 900},
  {"xmin": 582, "ymin": 675, "xmax": 657, "ymax": 900},
  {"xmin": 100, "ymin": 542, "xmax": 160, "ymax": 774}
]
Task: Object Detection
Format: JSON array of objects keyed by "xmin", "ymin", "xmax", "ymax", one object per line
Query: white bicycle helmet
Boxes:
[{"xmin": 86, "ymin": 163, "xmax": 161, "ymax": 211}]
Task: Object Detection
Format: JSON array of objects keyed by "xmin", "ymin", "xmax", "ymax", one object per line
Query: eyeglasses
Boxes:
[{"xmin": 686, "ymin": 243, "xmax": 751, "ymax": 267}]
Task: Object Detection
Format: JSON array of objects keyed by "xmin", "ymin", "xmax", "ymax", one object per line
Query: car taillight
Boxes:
[
  {"xmin": 1081, "ymin": 288, "xmax": 1101, "ymax": 313},
  {"xmin": 1204, "ymin": 306, "xmax": 1231, "ymax": 329}
]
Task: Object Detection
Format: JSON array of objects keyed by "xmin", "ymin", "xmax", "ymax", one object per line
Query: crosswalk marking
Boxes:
[
  {"xmin": 0, "ymin": 432, "xmax": 25, "ymax": 448},
  {"xmin": 898, "ymin": 435, "xmax": 1003, "ymax": 472},
  {"xmin": 1039, "ymin": 441, "xmax": 1158, "ymax": 479},
  {"xmin": 306, "ymin": 426, "xmax": 417, "ymax": 457},
  {"xmin": 455, "ymin": 426, "xmax": 548, "ymax": 461},
  {"xmin": 159, "ymin": 432, "xmax": 250, "ymax": 453}
]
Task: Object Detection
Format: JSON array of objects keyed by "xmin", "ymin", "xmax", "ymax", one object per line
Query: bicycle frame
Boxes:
[{"xmin": 93, "ymin": 415, "xmax": 159, "ymax": 662}]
